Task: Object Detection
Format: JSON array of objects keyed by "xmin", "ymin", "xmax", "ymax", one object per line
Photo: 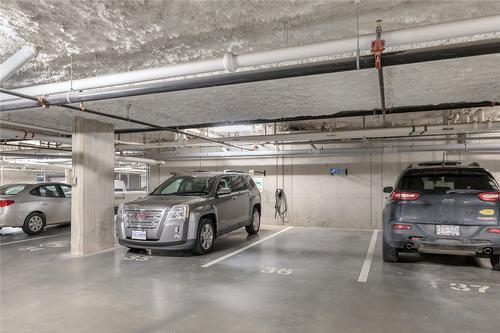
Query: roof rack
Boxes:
[
  {"xmin": 223, "ymin": 170, "xmax": 245, "ymax": 174},
  {"xmin": 407, "ymin": 161, "xmax": 462, "ymax": 168}
]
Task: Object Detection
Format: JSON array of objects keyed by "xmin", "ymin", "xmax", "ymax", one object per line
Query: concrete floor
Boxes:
[{"xmin": 1, "ymin": 225, "xmax": 499, "ymax": 333}]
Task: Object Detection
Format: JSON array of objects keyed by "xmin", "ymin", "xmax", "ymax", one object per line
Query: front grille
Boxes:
[{"xmin": 125, "ymin": 209, "xmax": 164, "ymax": 229}]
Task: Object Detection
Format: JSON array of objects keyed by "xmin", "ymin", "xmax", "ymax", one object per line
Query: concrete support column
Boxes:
[
  {"xmin": 64, "ymin": 168, "xmax": 72, "ymax": 183},
  {"xmin": 71, "ymin": 117, "xmax": 115, "ymax": 256},
  {"xmin": 148, "ymin": 164, "xmax": 162, "ymax": 192}
]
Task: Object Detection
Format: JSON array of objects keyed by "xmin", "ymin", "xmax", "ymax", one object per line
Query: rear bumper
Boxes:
[
  {"xmin": 118, "ymin": 238, "xmax": 196, "ymax": 250},
  {"xmin": 385, "ymin": 222, "xmax": 500, "ymax": 256},
  {"xmin": 415, "ymin": 241, "xmax": 499, "ymax": 256}
]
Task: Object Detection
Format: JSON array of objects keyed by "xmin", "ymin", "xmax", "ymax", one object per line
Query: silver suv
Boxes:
[{"xmin": 116, "ymin": 171, "xmax": 261, "ymax": 254}]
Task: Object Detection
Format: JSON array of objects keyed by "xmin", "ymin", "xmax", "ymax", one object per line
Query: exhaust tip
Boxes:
[
  {"xmin": 483, "ymin": 247, "xmax": 493, "ymax": 255},
  {"xmin": 405, "ymin": 242, "xmax": 414, "ymax": 250}
]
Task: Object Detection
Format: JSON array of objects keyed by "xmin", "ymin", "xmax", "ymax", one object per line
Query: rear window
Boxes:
[
  {"xmin": 0, "ymin": 184, "xmax": 26, "ymax": 195},
  {"xmin": 397, "ymin": 170, "xmax": 498, "ymax": 194}
]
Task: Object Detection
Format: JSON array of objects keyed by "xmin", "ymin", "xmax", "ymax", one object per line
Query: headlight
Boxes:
[
  {"xmin": 117, "ymin": 203, "xmax": 125, "ymax": 220},
  {"xmin": 166, "ymin": 205, "xmax": 189, "ymax": 222}
]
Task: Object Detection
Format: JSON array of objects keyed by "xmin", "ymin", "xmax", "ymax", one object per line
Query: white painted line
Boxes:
[
  {"xmin": 202, "ymin": 226, "xmax": 293, "ymax": 268},
  {"xmin": 357, "ymin": 230, "xmax": 379, "ymax": 283},
  {"xmin": 0, "ymin": 232, "xmax": 70, "ymax": 247}
]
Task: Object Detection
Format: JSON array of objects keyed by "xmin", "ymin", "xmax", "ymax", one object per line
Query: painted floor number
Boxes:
[
  {"xmin": 261, "ymin": 267, "xmax": 293, "ymax": 275},
  {"xmin": 449, "ymin": 283, "xmax": 490, "ymax": 294},
  {"xmin": 123, "ymin": 254, "xmax": 150, "ymax": 262}
]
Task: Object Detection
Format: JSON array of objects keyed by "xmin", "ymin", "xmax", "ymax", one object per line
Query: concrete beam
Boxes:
[{"xmin": 71, "ymin": 117, "xmax": 115, "ymax": 256}]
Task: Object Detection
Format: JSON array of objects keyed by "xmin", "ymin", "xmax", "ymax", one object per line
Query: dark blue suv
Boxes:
[{"xmin": 382, "ymin": 161, "xmax": 500, "ymax": 270}]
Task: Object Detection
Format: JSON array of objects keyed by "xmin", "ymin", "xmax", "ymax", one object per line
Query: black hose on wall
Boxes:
[{"xmin": 274, "ymin": 188, "xmax": 288, "ymax": 224}]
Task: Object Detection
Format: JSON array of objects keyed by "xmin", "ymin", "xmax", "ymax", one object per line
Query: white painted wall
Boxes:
[
  {"xmin": 151, "ymin": 151, "xmax": 500, "ymax": 230},
  {"xmin": 0, "ymin": 169, "xmax": 39, "ymax": 185}
]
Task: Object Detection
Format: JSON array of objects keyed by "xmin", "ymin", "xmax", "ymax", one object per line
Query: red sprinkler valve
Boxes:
[{"xmin": 371, "ymin": 20, "xmax": 385, "ymax": 70}]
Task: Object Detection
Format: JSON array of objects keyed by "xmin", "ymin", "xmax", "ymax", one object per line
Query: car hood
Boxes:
[{"xmin": 123, "ymin": 195, "xmax": 210, "ymax": 210}]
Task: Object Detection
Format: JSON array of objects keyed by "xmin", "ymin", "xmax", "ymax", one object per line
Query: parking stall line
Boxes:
[
  {"xmin": 0, "ymin": 232, "xmax": 70, "ymax": 247},
  {"xmin": 201, "ymin": 226, "xmax": 293, "ymax": 268},
  {"xmin": 357, "ymin": 230, "xmax": 379, "ymax": 283}
]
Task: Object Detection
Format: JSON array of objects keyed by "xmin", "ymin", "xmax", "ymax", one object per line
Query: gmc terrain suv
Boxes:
[
  {"xmin": 116, "ymin": 171, "xmax": 261, "ymax": 254},
  {"xmin": 382, "ymin": 161, "xmax": 500, "ymax": 270}
]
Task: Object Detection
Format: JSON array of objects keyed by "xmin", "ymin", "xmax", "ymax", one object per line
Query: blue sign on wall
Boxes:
[{"xmin": 330, "ymin": 167, "xmax": 348, "ymax": 176}]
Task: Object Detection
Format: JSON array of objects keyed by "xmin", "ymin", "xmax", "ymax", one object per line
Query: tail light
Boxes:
[
  {"xmin": 0, "ymin": 200, "xmax": 15, "ymax": 208},
  {"xmin": 393, "ymin": 223, "xmax": 412, "ymax": 230},
  {"xmin": 478, "ymin": 192, "xmax": 500, "ymax": 202},
  {"xmin": 391, "ymin": 191, "xmax": 420, "ymax": 201},
  {"xmin": 487, "ymin": 228, "xmax": 500, "ymax": 234}
]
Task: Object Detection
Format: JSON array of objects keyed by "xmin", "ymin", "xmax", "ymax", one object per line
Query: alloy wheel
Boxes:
[{"xmin": 200, "ymin": 224, "xmax": 214, "ymax": 250}]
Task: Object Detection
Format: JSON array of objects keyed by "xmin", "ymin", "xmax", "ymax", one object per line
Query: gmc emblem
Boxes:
[{"xmin": 135, "ymin": 211, "xmax": 147, "ymax": 220}]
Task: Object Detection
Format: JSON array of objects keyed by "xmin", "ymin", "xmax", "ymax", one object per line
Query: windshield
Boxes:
[
  {"xmin": 0, "ymin": 184, "xmax": 26, "ymax": 195},
  {"xmin": 151, "ymin": 176, "xmax": 215, "ymax": 196},
  {"xmin": 398, "ymin": 170, "xmax": 498, "ymax": 194}
]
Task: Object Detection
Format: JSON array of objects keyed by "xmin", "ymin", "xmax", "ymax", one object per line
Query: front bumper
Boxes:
[
  {"xmin": 118, "ymin": 238, "xmax": 196, "ymax": 250},
  {"xmin": 115, "ymin": 208, "xmax": 200, "ymax": 250}
]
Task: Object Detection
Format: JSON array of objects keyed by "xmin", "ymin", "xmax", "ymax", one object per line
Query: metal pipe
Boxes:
[
  {"xmin": 115, "ymin": 155, "xmax": 165, "ymax": 165},
  {"xmin": 2, "ymin": 40, "xmax": 500, "ymax": 113},
  {"xmin": 0, "ymin": 127, "xmax": 71, "ymax": 144},
  {"xmin": 0, "ymin": 46, "xmax": 37, "ymax": 83},
  {"xmin": 0, "ymin": 88, "xmax": 251, "ymax": 151},
  {"xmin": 0, "ymin": 119, "xmax": 71, "ymax": 135},
  {"xmin": 151, "ymin": 142, "xmax": 500, "ymax": 160},
  {"xmin": 2, "ymin": 15, "xmax": 500, "ymax": 101},
  {"xmin": 115, "ymin": 121, "xmax": 500, "ymax": 149}
]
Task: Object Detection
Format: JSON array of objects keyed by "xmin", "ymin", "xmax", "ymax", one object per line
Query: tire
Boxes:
[
  {"xmin": 245, "ymin": 208, "xmax": 261, "ymax": 235},
  {"xmin": 192, "ymin": 218, "xmax": 215, "ymax": 255},
  {"xmin": 383, "ymin": 236, "xmax": 399, "ymax": 262},
  {"xmin": 491, "ymin": 255, "xmax": 500, "ymax": 271},
  {"xmin": 22, "ymin": 212, "xmax": 46, "ymax": 235}
]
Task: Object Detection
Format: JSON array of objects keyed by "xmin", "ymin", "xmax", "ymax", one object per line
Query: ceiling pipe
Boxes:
[
  {"xmin": 115, "ymin": 121, "xmax": 500, "ymax": 149},
  {"xmin": 0, "ymin": 127, "xmax": 71, "ymax": 144},
  {"xmin": 2, "ymin": 40, "xmax": 500, "ymax": 113},
  {"xmin": 0, "ymin": 119, "xmax": 71, "ymax": 135},
  {"xmin": 0, "ymin": 88, "xmax": 251, "ymax": 151},
  {"xmin": 0, "ymin": 120, "xmax": 141, "ymax": 146},
  {"xmin": 0, "ymin": 152, "xmax": 164, "ymax": 166},
  {"xmin": 152, "ymin": 142, "xmax": 500, "ymax": 160},
  {"xmin": 1, "ymin": 15, "xmax": 499, "ymax": 102},
  {"xmin": 115, "ymin": 155, "xmax": 165, "ymax": 165},
  {"xmin": 0, "ymin": 46, "xmax": 37, "ymax": 84},
  {"xmin": 113, "ymin": 101, "xmax": 500, "ymax": 134}
]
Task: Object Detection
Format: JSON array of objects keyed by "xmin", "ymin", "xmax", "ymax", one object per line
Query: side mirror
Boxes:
[
  {"xmin": 217, "ymin": 187, "xmax": 231, "ymax": 196},
  {"xmin": 383, "ymin": 186, "xmax": 394, "ymax": 194}
]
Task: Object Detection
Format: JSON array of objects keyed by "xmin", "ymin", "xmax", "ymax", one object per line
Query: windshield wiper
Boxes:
[{"xmin": 175, "ymin": 191, "xmax": 208, "ymax": 195}]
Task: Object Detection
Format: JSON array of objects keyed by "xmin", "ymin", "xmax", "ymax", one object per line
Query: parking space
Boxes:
[{"xmin": 1, "ymin": 225, "xmax": 497, "ymax": 333}]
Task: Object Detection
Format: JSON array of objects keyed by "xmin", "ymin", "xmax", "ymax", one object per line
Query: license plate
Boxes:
[
  {"xmin": 131, "ymin": 230, "xmax": 147, "ymax": 240},
  {"xmin": 436, "ymin": 225, "xmax": 460, "ymax": 236}
]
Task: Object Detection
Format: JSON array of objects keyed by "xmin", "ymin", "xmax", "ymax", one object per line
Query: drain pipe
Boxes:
[
  {"xmin": 2, "ymin": 15, "xmax": 500, "ymax": 100},
  {"xmin": 0, "ymin": 46, "xmax": 37, "ymax": 83}
]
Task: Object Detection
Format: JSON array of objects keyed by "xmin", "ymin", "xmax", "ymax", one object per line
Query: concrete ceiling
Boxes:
[{"xmin": 1, "ymin": 0, "xmax": 500, "ymax": 131}]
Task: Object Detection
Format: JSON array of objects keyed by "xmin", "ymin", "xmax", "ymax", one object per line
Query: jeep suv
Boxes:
[
  {"xmin": 116, "ymin": 171, "xmax": 261, "ymax": 254},
  {"xmin": 382, "ymin": 162, "xmax": 500, "ymax": 270}
]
